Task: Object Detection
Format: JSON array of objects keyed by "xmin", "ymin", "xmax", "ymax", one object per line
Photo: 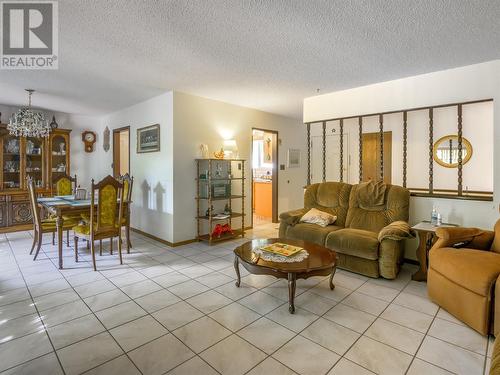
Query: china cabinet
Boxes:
[{"xmin": 0, "ymin": 124, "xmax": 71, "ymax": 232}]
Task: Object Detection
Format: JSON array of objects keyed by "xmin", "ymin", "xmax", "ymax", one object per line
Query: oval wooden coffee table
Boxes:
[{"xmin": 234, "ymin": 238, "xmax": 337, "ymax": 314}]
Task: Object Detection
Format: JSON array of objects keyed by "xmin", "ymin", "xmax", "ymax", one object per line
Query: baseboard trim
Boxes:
[{"xmin": 131, "ymin": 226, "xmax": 253, "ymax": 248}]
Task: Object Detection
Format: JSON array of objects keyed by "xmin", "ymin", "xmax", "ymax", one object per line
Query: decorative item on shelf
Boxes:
[
  {"xmin": 26, "ymin": 140, "xmax": 34, "ymax": 154},
  {"xmin": 213, "ymin": 148, "xmax": 224, "ymax": 159},
  {"xmin": 223, "ymin": 139, "xmax": 238, "ymax": 159},
  {"xmin": 205, "ymin": 205, "xmax": 215, "ymax": 218},
  {"xmin": 75, "ymin": 187, "xmax": 87, "ymax": 200},
  {"xmin": 5, "ymin": 139, "xmax": 19, "ymax": 154},
  {"xmin": 49, "ymin": 115, "xmax": 58, "ymax": 130},
  {"xmin": 56, "ymin": 163, "xmax": 66, "ymax": 172},
  {"xmin": 59, "ymin": 142, "xmax": 66, "ymax": 155},
  {"xmin": 199, "ymin": 144, "xmax": 209, "ymax": 159},
  {"xmin": 8, "ymin": 89, "xmax": 51, "ymax": 138},
  {"xmin": 103, "ymin": 126, "xmax": 110, "ymax": 152},
  {"xmin": 211, "ymin": 224, "xmax": 233, "ymax": 238},
  {"xmin": 137, "ymin": 124, "xmax": 160, "ymax": 153},
  {"xmin": 215, "ymin": 162, "xmax": 223, "ymax": 178},
  {"xmin": 82, "ymin": 131, "xmax": 96, "ymax": 152},
  {"xmin": 223, "ymin": 203, "xmax": 231, "ymax": 215}
]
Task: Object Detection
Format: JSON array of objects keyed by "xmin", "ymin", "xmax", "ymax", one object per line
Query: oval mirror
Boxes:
[{"xmin": 433, "ymin": 135, "xmax": 472, "ymax": 168}]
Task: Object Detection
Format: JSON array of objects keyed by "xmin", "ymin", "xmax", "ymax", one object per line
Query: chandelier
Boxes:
[{"xmin": 8, "ymin": 89, "xmax": 51, "ymax": 138}]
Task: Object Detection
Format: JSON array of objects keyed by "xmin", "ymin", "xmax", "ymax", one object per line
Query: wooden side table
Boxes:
[{"xmin": 411, "ymin": 221, "xmax": 457, "ymax": 281}]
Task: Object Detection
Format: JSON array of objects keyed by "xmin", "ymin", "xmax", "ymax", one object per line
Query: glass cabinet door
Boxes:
[
  {"xmin": 2, "ymin": 134, "xmax": 21, "ymax": 189},
  {"xmin": 51, "ymin": 134, "xmax": 68, "ymax": 179},
  {"xmin": 25, "ymin": 136, "xmax": 45, "ymax": 189}
]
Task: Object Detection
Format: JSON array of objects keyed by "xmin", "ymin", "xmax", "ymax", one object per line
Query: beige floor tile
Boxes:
[
  {"xmin": 239, "ymin": 291, "xmax": 284, "ymax": 314},
  {"xmin": 403, "ymin": 280, "xmax": 429, "ymax": 297},
  {"xmin": 57, "ymin": 332, "xmax": 123, "ymax": 375},
  {"xmin": 186, "ymin": 290, "xmax": 232, "ymax": 314},
  {"xmin": 168, "ymin": 280, "xmax": 210, "ymax": 299},
  {"xmin": 294, "ymin": 291, "xmax": 338, "ymax": 315},
  {"xmin": 0, "ymin": 331, "xmax": 53, "ymax": 372},
  {"xmin": 84, "ymin": 288, "xmax": 130, "ymax": 311},
  {"xmin": 168, "ymin": 356, "xmax": 218, "ymax": 375},
  {"xmin": 128, "ymin": 334, "xmax": 195, "ymax": 375},
  {"xmin": 0, "ymin": 313, "xmax": 44, "ymax": 343},
  {"xmin": 73, "ymin": 279, "xmax": 117, "ymax": 298},
  {"xmin": 428, "ymin": 318, "xmax": 487, "ymax": 355},
  {"xmin": 1, "ymin": 287, "xmax": 31, "ymax": 306},
  {"xmin": 110, "ymin": 315, "xmax": 168, "ymax": 352},
  {"xmin": 327, "ymin": 358, "xmax": 374, "ymax": 375},
  {"xmin": 135, "ymin": 289, "xmax": 181, "ymax": 313},
  {"xmin": 95, "ymin": 301, "xmax": 147, "ymax": 329},
  {"xmin": 173, "ymin": 316, "xmax": 231, "ymax": 353},
  {"xmin": 393, "ymin": 292, "xmax": 439, "ymax": 316},
  {"xmin": 85, "ymin": 355, "xmax": 141, "ymax": 375},
  {"xmin": 273, "ymin": 335, "xmax": 340, "ymax": 375},
  {"xmin": 381, "ymin": 303, "xmax": 434, "ymax": 333},
  {"xmin": 209, "ymin": 302, "xmax": 260, "ymax": 331},
  {"xmin": 301, "ymin": 317, "xmax": 360, "ymax": 356},
  {"xmin": 342, "ymin": 292, "xmax": 389, "ymax": 315},
  {"xmin": 406, "ymin": 358, "xmax": 454, "ymax": 375},
  {"xmin": 119, "ymin": 279, "xmax": 163, "ymax": 299},
  {"xmin": 309, "ymin": 283, "xmax": 352, "ymax": 302},
  {"xmin": 346, "ymin": 336, "xmax": 412, "ymax": 374},
  {"xmin": 246, "ymin": 357, "xmax": 297, "ymax": 375},
  {"xmin": 365, "ymin": 318, "xmax": 424, "ymax": 355},
  {"xmin": 324, "ymin": 303, "xmax": 376, "ymax": 333},
  {"xmin": 33, "ymin": 289, "xmax": 81, "ymax": 311},
  {"xmin": 436, "ymin": 307, "xmax": 467, "ymax": 326},
  {"xmin": 241, "ymin": 274, "xmax": 279, "ymax": 289},
  {"xmin": 266, "ymin": 304, "xmax": 318, "ymax": 333},
  {"xmin": 0, "ymin": 299, "xmax": 36, "ymax": 320},
  {"xmin": 417, "ymin": 336, "xmax": 485, "ymax": 375},
  {"xmin": 216, "ymin": 281, "xmax": 257, "ymax": 300},
  {"xmin": 47, "ymin": 314, "xmax": 105, "ymax": 349},
  {"xmin": 196, "ymin": 272, "xmax": 234, "ymax": 288},
  {"xmin": 40, "ymin": 299, "xmax": 92, "ymax": 328},
  {"xmin": 357, "ymin": 282, "xmax": 400, "ymax": 302},
  {"xmin": 151, "ymin": 272, "xmax": 190, "ymax": 288},
  {"xmin": 238, "ymin": 317, "xmax": 295, "ymax": 354},
  {"xmin": 0, "ymin": 352, "xmax": 63, "ymax": 375},
  {"xmin": 152, "ymin": 301, "xmax": 204, "ymax": 330},
  {"xmin": 201, "ymin": 334, "xmax": 267, "ymax": 375},
  {"xmin": 332, "ymin": 272, "xmax": 367, "ymax": 290}
]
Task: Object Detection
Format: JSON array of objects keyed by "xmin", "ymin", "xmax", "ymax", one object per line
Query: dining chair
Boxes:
[
  {"xmin": 27, "ymin": 177, "xmax": 79, "ymax": 260},
  {"xmin": 51, "ymin": 173, "xmax": 81, "ymax": 246},
  {"xmin": 118, "ymin": 173, "xmax": 133, "ymax": 250},
  {"xmin": 73, "ymin": 175, "xmax": 125, "ymax": 271}
]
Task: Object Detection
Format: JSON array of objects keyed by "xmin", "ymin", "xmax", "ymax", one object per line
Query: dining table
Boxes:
[{"xmin": 38, "ymin": 195, "xmax": 128, "ymax": 269}]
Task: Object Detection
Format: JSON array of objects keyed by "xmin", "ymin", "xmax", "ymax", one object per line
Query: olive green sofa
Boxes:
[{"xmin": 279, "ymin": 181, "xmax": 410, "ymax": 279}]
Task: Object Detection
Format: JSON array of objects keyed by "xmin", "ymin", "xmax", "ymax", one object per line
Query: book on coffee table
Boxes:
[{"xmin": 260, "ymin": 243, "xmax": 304, "ymax": 257}]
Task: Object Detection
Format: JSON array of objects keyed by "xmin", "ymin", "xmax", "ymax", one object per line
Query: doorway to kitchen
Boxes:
[
  {"xmin": 251, "ymin": 128, "xmax": 278, "ymax": 227},
  {"xmin": 112, "ymin": 126, "xmax": 130, "ymax": 177}
]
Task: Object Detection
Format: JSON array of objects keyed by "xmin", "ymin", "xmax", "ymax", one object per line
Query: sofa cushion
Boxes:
[
  {"xmin": 285, "ymin": 223, "xmax": 342, "ymax": 246},
  {"xmin": 326, "ymin": 228, "xmax": 379, "ymax": 260},
  {"xmin": 304, "ymin": 182, "xmax": 351, "ymax": 227},
  {"xmin": 429, "ymin": 247, "xmax": 500, "ymax": 296}
]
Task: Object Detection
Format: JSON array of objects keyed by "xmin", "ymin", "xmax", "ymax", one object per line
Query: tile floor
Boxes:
[{"xmin": 0, "ymin": 222, "xmax": 493, "ymax": 375}]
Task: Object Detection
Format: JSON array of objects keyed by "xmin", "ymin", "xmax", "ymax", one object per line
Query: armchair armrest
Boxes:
[
  {"xmin": 279, "ymin": 208, "xmax": 308, "ymax": 226},
  {"xmin": 435, "ymin": 227, "xmax": 494, "ymax": 250}
]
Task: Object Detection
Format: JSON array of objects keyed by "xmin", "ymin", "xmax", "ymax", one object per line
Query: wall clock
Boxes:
[{"xmin": 82, "ymin": 131, "xmax": 96, "ymax": 152}]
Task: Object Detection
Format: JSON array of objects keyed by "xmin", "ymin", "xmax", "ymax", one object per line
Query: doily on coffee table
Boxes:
[{"xmin": 252, "ymin": 247, "xmax": 309, "ymax": 263}]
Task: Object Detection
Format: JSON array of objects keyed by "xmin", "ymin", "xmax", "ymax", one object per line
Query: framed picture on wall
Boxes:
[
  {"xmin": 288, "ymin": 148, "xmax": 301, "ymax": 168},
  {"xmin": 137, "ymin": 124, "xmax": 160, "ymax": 153}
]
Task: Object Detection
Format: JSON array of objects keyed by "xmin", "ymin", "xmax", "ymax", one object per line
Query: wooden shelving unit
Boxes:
[
  {"xmin": 0, "ymin": 125, "xmax": 71, "ymax": 233},
  {"xmin": 195, "ymin": 158, "xmax": 246, "ymax": 245}
]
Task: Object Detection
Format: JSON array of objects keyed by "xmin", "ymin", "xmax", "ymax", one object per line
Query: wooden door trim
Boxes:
[
  {"xmin": 251, "ymin": 127, "xmax": 279, "ymax": 224},
  {"xmin": 112, "ymin": 126, "xmax": 130, "ymax": 177}
]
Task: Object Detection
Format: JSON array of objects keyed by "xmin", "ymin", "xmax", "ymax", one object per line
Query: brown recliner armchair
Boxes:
[{"xmin": 428, "ymin": 220, "xmax": 500, "ymax": 335}]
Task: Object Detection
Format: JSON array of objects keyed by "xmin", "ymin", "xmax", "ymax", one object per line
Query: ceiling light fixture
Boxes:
[{"xmin": 8, "ymin": 89, "xmax": 51, "ymax": 138}]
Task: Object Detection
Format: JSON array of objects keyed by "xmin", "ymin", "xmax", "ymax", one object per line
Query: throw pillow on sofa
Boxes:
[{"xmin": 300, "ymin": 208, "xmax": 337, "ymax": 227}]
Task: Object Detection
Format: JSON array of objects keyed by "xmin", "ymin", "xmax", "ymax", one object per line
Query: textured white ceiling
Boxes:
[{"xmin": 0, "ymin": 0, "xmax": 499, "ymax": 119}]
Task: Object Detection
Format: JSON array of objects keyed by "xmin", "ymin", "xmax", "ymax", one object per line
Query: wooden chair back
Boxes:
[
  {"xmin": 53, "ymin": 174, "xmax": 77, "ymax": 195},
  {"xmin": 27, "ymin": 177, "xmax": 42, "ymax": 231},
  {"xmin": 90, "ymin": 175, "xmax": 124, "ymax": 237},
  {"xmin": 119, "ymin": 173, "xmax": 134, "ymax": 202}
]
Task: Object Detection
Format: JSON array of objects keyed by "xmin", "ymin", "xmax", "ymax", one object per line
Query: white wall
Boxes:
[
  {"xmin": 102, "ymin": 92, "xmax": 174, "ymax": 243},
  {"xmin": 173, "ymin": 92, "xmax": 306, "ymax": 243},
  {"xmin": 304, "ymin": 60, "xmax": 500, "ymax": 258}
]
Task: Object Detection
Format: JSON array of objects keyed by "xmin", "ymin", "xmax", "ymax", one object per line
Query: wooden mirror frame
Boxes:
[{"xmin": 433, "ymin": 135, "xmax": 473, "ymax": 168}]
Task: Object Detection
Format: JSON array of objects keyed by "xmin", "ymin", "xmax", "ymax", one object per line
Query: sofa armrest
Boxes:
[
  {"xmin": 434, "ymin": 227, "xmax": 493, "ymax": 250},
  {"xmin": 378, "ymin": 221, "xmax": 414, "ymax": 242},
  {"xmin": 279, "ymin": 208, "xmax": 308, "ymax": 226}
]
